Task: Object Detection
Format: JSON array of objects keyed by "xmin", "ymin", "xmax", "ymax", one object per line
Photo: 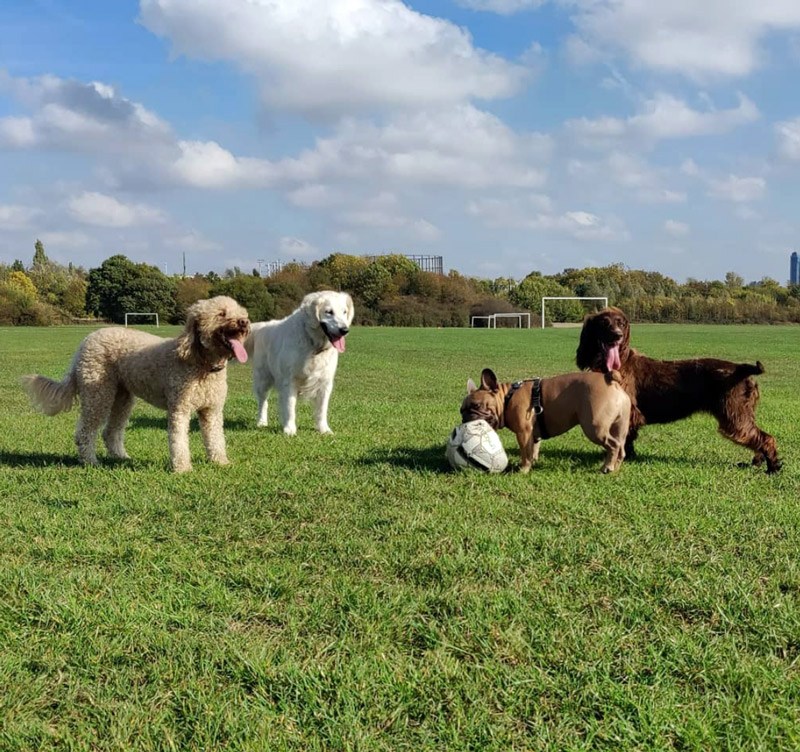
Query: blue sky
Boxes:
[{"xmin": 2, "ymin": 0, "xmax": 800, "ymax": 283}]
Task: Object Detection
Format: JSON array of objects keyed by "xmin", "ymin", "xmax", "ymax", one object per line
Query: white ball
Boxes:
[{"xmin": 446, "ymin": 419, "xmax": 509, "ymax": 473}]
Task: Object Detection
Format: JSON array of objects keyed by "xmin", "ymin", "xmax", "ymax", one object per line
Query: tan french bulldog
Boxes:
[{"xmin": 460, "ymin": 368, "xmax": 631, "ymax": 473}]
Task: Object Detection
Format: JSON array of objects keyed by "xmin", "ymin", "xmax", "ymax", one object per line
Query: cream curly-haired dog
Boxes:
[{"xmin": 22, "ymin": 296, "xmax": 250, "ymax": 472}]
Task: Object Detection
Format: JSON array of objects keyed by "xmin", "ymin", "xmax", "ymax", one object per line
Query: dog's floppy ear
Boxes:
[
  {"xmin": 344, "ymin": 292, "xmax": 354, "ymax": 324},
  {"xmin": 306, "ymin": 292, "xmax": 329, "ymax": 325},
  {"xmin": 176, "ymin": 301, "xmax": 201, "ymax": 361},
  {"xmin": 575, "ymin": 316, "xmax": 597, "ymax": 371},
  {"xmin": 575, "ymin": 312, "xmax": 598, "ymax": 371},
  {"xmin": 480, "ymin": 368, "xmax": 499, "ymax": 392},
  {"xmin": 467, "ymin": 378, "xmax": 477, "ymax": 394}
]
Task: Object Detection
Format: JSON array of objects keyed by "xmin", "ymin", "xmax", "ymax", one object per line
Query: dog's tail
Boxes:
[
  {"xmin": 21, "ymin": 370, "xmax": 78, "ymax": 416},
  {"xmin": 604, "ymin": 370, "xmax": 623, "ymax": 385},
  {"xmin": 733, "ymin": 361, "xmax": 765, "ymax": 381}
]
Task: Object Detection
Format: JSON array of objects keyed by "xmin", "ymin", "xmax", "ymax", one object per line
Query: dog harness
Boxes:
[{"xmin": 504, "ymin": 377, "xmax": 549, "ymax": 439}]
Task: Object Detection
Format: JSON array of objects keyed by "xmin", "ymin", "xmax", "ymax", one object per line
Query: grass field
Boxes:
[{"xmin": 1, "ymin": 323, "xmax": 799, "ymax": 751}]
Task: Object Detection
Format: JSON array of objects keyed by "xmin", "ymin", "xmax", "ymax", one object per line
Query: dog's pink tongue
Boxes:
[
  {"xmin": 331, "ymin": 336, "xmax": 346, "ymax": 353},
  {"xmin": 605, "ymin": 344, "xmax": 621, "ymax": 372},
  {"xmin": 230, "ymin": 338, "xmax": 248, "ymax": 363}
]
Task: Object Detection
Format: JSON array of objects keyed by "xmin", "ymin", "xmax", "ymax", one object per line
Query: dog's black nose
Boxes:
[
  {"xmin": 238, "ymin": 318, "xmax": 248, "ymax": 329},
  {"xmin": 340, "ymin": 326, "xmax": 349, "ymax": 336}
]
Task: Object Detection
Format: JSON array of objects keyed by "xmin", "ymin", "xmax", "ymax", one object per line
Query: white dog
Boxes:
[{"xmin": 245, "ymin": 290, "xmax": 354, "ymax": 435}]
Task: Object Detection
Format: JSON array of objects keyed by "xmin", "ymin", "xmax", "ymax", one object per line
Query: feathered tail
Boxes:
[
  {"xmin": 21, "ymin": 370, "xmax": 77, "ymax": 416},
  {"xmin": 733, "ymin": 361, "xmax": 764, "ymax": 381}
]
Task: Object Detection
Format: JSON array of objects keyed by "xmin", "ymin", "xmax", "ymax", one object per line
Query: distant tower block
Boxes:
[
  {"xmin": 364, "ymin": 254, "xmax": 444, "ymax": 275},
  {"xmin": 791, "ymin": 251, "xmax": 799, "ymax": 285}
]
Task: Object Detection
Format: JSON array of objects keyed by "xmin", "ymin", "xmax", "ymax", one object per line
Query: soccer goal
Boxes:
[
  {"xmin": 540, "ymin": 297, "xmax": 607, "ymax": 329},
  {"xmin": 124, "ymin": 312, "xmax": 159, "ymax": 327},
  {"xmin": 470, "ymin": 312, "xmax": 531, "ymax": 329}
]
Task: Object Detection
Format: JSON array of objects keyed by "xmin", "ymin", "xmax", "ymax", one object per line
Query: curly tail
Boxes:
[{"xmin": 21, "ymin": 371, "xmax": 77, "ymax": 416}]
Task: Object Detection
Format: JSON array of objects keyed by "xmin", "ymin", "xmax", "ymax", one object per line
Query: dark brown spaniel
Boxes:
[{"xmin": 576, "ymin": 306, "xmax": 781, "ymax": 473}]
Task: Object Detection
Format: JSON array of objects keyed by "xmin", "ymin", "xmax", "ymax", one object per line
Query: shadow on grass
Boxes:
[
  {"xmin": 0, "ymin": 451, "xmax": 137, "ymax": 470},
  {"xmin": 128, "ymin": 415, "xmax": 252, "ymax": 431},
  {"xmin": 540, "ymin": 445, "xmax": 710, "ymax": 468},
  {"xmin": 358, "ymin": 444, "xmax": 452, "ymax": 473},
  {"xmin": 0, "ymin": 450, "xmax": 83, "ymax": 468},
  {"xmin": 358, "ymin": 443, "xmax": 721, "ymax": 475}
]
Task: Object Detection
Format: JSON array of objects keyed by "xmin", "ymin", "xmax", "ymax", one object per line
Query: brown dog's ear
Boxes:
[
  {"xmin": 467, "ymin": 378, "xmax": 478, "ymax": 394},
  {"xmin": 576, "ymin": 314, "xmax": 598, "ymax": 370},
  {"xmin": 480, "ymin": 368, "xmax": 499, "ymax": 392}
]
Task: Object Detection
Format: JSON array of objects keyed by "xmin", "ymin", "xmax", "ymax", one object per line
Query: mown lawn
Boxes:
[{"xmin": 0, "ymin": 323, "xmax": 798, "ymax": 751}]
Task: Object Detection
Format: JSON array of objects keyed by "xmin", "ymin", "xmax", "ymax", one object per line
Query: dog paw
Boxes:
[
  {"xmin": 283, "ymin": 425, "xmax": 297, "ymax": 436},
  {"xmin": 256, "ymin": 420, "xmax": 269, "ymax": 428},
  {"xmin": 318, "ymin": 426, "xmax": 333, "ymax": 435}
]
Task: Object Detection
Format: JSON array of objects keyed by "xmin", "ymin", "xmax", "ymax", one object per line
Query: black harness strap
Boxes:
[{"xmin": 504, "ymin": 377, "xmax": 549, "ymax": 439}]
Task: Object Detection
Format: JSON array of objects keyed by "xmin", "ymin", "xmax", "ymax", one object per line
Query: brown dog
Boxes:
[
  {"xmin": 576, "ymin": 306, "xmax": 781, "ymax": 473},
  {"xmin": 461, "ymin": 368, "xmax": 631, "ymax": 473}
]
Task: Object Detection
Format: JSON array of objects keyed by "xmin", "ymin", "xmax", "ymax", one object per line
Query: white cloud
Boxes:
[
  {"xmin": 164, "ymin": 231, "xmax": 221, "ymax": 252},
  {"xmin": 168, "ymin": 141, "xmax": 275, "ymax": 189},
  {"xmin": 567, "ymin": 93, "xmax": 759, "ymax": 148},
  {"xmin": 680, "ymin": 159, "xmax": 701, "ymax": 176},
  {"xmin": 775, "ymin": 117, "xmax": 800, "ymax": 160},
  {"xmin": 469, "ymin": 194, "xmax": 628, "ymax": 241},
  {"xmin": 278, "ymin": 236, "xmax": 317, "ymax": 258},
  {"xmin": 468, "ymin": 193, "xmax": 554, "ymax": 224},
  {"xmin": 276, "ymin": 106, "xmax": 551, "ymax": 190},
  {"xmin": 37, "ymin": 230, "xmax": 93, "ymax": 249},
  {"xmin": 0, "ymin": 204, "xmax": 42, "ymax": 230},
  {"xmin": 565, "ymin": 0, "xmax": 800, "ymax": 79},
  {"xmin": 707, "ymin": 175, "xmax": 766, "ymax": 202},
  {"xmin": 139, "ymin": 0, "xmax": 528, "ymax": 117},
  {"xmin": 0, "ymin": 71, "xmax": 172, "ymax": 153},
  {"xmin": 567, "ymin": 153, "xmax": 686, "ymax": 204},
  {"xmin": 338, "ymin": 191, "xmax": 441, "ymax": 240},
  {"xmin": 456, "ymin": 0, "xmax": 546, "ymax": 15},
  {"xmin": 664, "ymin": 219, "xmax": 690, "ymax": 237},
  {"xmin": 66, "ymin": 192, "xmax": 167, "ymax": 227},
  {"xmin": 0, "ymin": 116, "xmax": 36, "ymax": 147},
  {"xmin": 104, "ymin": 103, "xmax": 550, "ymax": 194}
]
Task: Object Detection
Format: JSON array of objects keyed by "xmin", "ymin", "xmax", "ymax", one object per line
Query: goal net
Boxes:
[
  {"xmin": 124, "ymin": 312, "xmax": 159, "ymax": 327},
  {"xmin": 470, "ymin": 312, "xmax": 531, "ymax": 329},
  {"xmin": 540, "ymin": 297, "xmax": 607, "ymax": 329}
]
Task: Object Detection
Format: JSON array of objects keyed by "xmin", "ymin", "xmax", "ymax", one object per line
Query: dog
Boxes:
[
  {"xmin": 22, "ymin": 296, "xmax": 250, "ymax": 473},
  {"xmin": 461, "ymin": 368, "xmax": 631, "ymax": 473},
  {"xmin": 244, "ymin": 290, "xmax": 354, "ymax": 435},
  {"xmin": 576, "ymin": 306, "xmax": 781, "ymax": 473}
]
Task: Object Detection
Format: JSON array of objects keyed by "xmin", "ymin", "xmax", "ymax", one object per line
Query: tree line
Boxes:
[{"xmin": 2, "ymin": 241, "xmax": 799, "ymax": 326}]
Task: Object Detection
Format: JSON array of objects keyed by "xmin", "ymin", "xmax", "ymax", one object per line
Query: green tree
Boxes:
[
  {"xmin": 511, "ymin": 272, "xmax": 583, "ymax": 323},
  {"xmin": 725, "ymin": 271, "xmax": 744, "ymax": 292},
  {"xmin": 211, "ymin": 275, "xmax": 275, "ymax": 321},
  {"xmin": 87, "ymin": 255, "xmax": 177, "ymax": 323},
  {"xmin": 32, "ymin": 239, "xmax": 49, "ymax": 269},
  {"xmin": 317, "ymin": 254, "xmax": 369, "ymax": 291}
]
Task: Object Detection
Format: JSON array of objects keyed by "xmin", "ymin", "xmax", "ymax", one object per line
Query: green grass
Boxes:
[{"xmin": 1, "ymin": 323, "xmax": 799, "ymax": 751}]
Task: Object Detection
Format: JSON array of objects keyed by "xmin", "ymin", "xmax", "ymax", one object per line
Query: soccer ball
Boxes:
[{"xmin": 446, "ymin": 419, "xmax": 509, "ymax": 473}]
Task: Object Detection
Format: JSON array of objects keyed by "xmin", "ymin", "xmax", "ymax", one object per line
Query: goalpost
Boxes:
[
  {"xmin": 540, "ymin": 297, "xmax": 607, "ymax": 329},
  {"xmin": 124, "ymin": 312, "xmax": 159, "ymax": 327},
  {"xmin": 470, "ymin": 312, "xmax": 531, "ymax": 329}
]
